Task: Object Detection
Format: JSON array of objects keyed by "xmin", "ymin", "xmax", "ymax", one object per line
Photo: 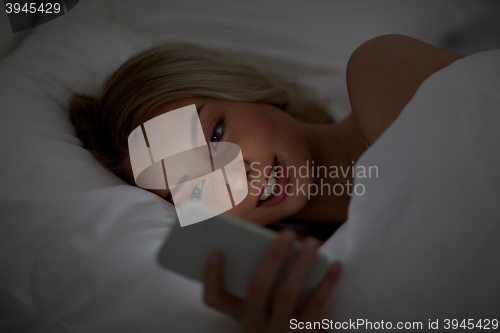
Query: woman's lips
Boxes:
[{"xmin": 256, "ymin": 156, "xmax": 288, "ymax": 208}]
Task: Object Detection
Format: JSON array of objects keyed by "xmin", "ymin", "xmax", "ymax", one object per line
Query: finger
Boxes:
[
  {"xmin": 270, "ymin": 237, "xmax": 320, "ymax": 323},
  {"xmin": 300, "ymin": 261, "xmax": 341, "ymax": 321},
  {"xmin": 242, "ymin": 229, "xmax": 296, "ymax": 323},
  {"xmin": 203, "ymin": 249, "xmax": 242, "ymax": 318}
]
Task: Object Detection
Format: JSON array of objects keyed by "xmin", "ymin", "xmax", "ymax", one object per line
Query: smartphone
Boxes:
[{"xmin": 157, "ymin": 201, "xmax": 330, "ymax": 304}]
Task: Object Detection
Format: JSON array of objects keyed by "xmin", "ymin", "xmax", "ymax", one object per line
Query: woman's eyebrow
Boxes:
[
  {"xmin": 191, "ymin": 102, "xmax": 207, "ymax": 148},
  {"xmin": 191, "ymin": 110, "xmax": 201, "ymax": 148},
  {"xmin": 196, "ymin": 102, "xmax": 206, "ymax": 115},
  {"xmin": 195, "ymin": 102, "xmax": 217, "ymax": 144}
]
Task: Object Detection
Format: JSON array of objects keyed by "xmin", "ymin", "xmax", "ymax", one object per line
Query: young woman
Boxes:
[{"xmin": 70, "ymin": 34, "xmax": 463, "ymax": 333}]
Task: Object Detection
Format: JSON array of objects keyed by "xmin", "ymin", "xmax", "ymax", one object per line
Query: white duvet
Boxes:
[
  {"xmin": 0, "ymin": 1, "xmax": 497, "ymax": 332},
  {"xmin": 321, "ymin": 49, "xmax": 500, "ymax": 327}
]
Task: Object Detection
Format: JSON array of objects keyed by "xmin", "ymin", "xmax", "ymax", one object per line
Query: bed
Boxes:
[{"xmin": 1, "ymin": 0, "xmax": 499, "ymax": 332}]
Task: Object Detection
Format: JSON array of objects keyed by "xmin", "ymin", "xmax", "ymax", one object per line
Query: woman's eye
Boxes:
[
  {"xmin": 210, "ymin": 121, "xmax": 223, "ymax": 150},
  {"xmin": 190, "ymin": 179, "xmax": 205, "ymax": 200}
]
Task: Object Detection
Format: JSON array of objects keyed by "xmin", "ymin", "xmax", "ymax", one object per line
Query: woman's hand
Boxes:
[{"xmin": 203, "ymin": 229, "xmax": 341, "ymax": 333}]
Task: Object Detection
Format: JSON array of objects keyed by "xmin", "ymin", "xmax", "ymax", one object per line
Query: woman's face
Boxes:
[{"xmin": 145, "ymin": 97, "xmax": 313, "ymax": 225}]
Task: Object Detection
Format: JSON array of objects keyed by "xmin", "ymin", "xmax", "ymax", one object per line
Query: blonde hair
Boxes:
[{"xmin": 69, "ymin": 43, "xmax": 332, "ymax": 185}]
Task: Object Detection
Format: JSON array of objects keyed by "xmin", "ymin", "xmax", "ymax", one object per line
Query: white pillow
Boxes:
[
  {"xmin": 0, "ymin": 5, "xmax": 242, "ymax": 333},
  {"xmin": 321, "ymin": 50, "xmax": 500, "ymax": 325}
]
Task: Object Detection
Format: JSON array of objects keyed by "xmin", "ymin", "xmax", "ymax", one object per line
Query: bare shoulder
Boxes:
[{"xmin": 346, "ymin": 34, "xmax": 463, "ymax": 145}]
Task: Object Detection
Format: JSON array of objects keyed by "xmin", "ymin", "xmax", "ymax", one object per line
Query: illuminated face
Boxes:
[{"xmin": 145, "ymin": 97, "xmax": 314, "ymax": 226}]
